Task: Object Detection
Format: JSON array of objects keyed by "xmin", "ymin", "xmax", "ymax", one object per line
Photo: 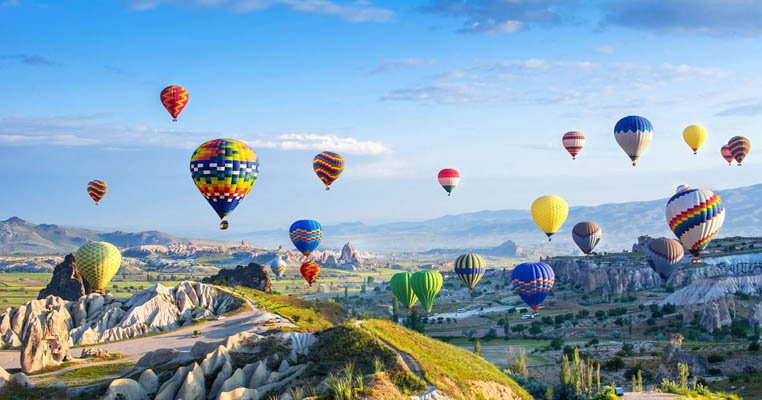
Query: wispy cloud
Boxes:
[
  {"xmin": 126, "ymin": 0, "xmax": 394, "ymax": 23},
  {"xmin": 593, "ymin": 45, "xmax": 615, "ymax": 54},
  {"xmin": 0, "ymin": 0, "xmax": 20, "ymax": 7},
  {"xmin": 368, "ymin": 58, "xmax": 436, "ymax": 75},
  {"xmin": 247, "ymin": 133, "xmax": 390, "ymax": 154},
  {"xmin": 715, "ymin": 101, "xmax": 762, "ymax": 117},
  {"xmin": 421, "ymin": 0, "xmax": 575, "ymax": 34},
  {"xmin": 0, "ymin": 54, "xmax": 55, "ymax": 66}
]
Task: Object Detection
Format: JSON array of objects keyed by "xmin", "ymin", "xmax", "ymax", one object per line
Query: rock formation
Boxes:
[
  {"xmin": 658, "ymin": 334, "xmax": 708, "ymax": 380},
  {"xmin": 663, "ymin": 274, "xmax": 762, "ymax": 305},
  {"xmin": 202, "ymin": 263, "xmax": 271, "ymax": 292},
  {"xmin": 19, "ymin": 296, "xmax": 72, "ymax": 373},
  {"xmin": 104, "ymin": 378, "xmax": 149, "ymax": 400},
  {"xmin": 668, "ymin": 262, "xmax": 762, "ymax": 287},
  {"xmin": 679, "ymin": 296, "xmax": 736, "ymax": 332},
  {"xmin": 37, "ymin": 253, "xmax": 91, "ymax": 301},
  {"xmin": 550, "ymin": 258, "xmax": 663, "ymax": 295},
  {"xmin": 339, "ymin": 242, "xmax": 364, "ymax": 265}
]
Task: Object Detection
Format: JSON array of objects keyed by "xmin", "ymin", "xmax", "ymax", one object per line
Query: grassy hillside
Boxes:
[
  {"xmin": 363, "ymin": 319, "xmax": 532, "ymax": 400},
  {"xmin": 233, "ymin": 286, "xmax": 348, "ymax": 331}
]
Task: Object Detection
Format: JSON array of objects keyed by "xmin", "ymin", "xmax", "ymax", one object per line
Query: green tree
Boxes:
[
  {"xmin": 474, "ymin": 340, "xmax": 481, "ymax": 356},
  {"xmin": 544, "ymin": 387, "xmax": 553, "ymax": 400},
  {"xmin": 503, "ymin": 314, "xmax": 510, "ymax": 337},
  {"xmin": 678, "ymin": 363, "xmax": 690, "ymax": 391},
  {"xmin": 560, "ymin": 354, "xmax": 571, "ymax": 398},
  {"xmin": 572, "ymin": 348, "xmax": 582, "ymax": 394},
  {"xmin": 361, "ymin": 283, "xmax": 366, "ymax": 293},
  {"xmin": 344, "ymin": 287, "xmax": 348, "ymax": 298}
]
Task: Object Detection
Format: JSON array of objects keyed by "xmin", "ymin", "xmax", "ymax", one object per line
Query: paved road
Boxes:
[
  {"xmin": 622, "ymin": 392, "xmax": 680, "ymax": 399},
  {"xmin": 0, "ymin": 287, "xmax": 294, "ymax": 371}
]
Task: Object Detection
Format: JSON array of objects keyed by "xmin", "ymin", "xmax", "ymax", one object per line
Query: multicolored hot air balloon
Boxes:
[
  {"xmin": 270, "ymin": 256, "xmax": 287, "ymax": 279},
  {"xmin": 190, "ymin": 139, "xmax": 259, "ymax": 229},
  {"xmin": 87, "ymin": 180, "xmax": 108, "ymax": 205},
  {"xmin": 390, "ymin": 272, "xmax": 418, "ymax": 311},
  {"xmin": 76, "ymin": 241, "xmax": 121, "ymax": 291},
  {"xmin": 683, "ymin": 125, "xmax": 707, "ymax": 154},
  {"xmin": 454, "ymin": 253, "xmax": 486, "ymax": 291},
  {"xmin": 614, "ymin": 115, "xmax": 653, "ymax": 166},
  {"xmin": 645, "ymin": 238, "xmax": 684, "ymax": 280},
  {"xmin": 562, "ymin": 131, "xmax": 585, "ymax": 160},
  {"xmin": 531, "ymin": 195, "xmax": 568, "ymax": 241},
  {"xmin": 289, "ymin": 220, "xmax": 323, "ymax": 258},
  {"xmin": 313, "ymin": 151, "xmax": 344, "ymax": 190},
  {"xmin": 511, "ymin": 262, "xmax": 554, "ymax": 313},
  {"xmin": 721, "ymin": 145, "xmax": 734, "ymax": 166},
  {"xmin": 675, "ymin": 185, "xmax": 691, "ymax": 194},
  {"xmin": 572, "ymin": 222, "xmax": 601, "ymax": 255},
  {"xmin": 437, "ymin": 169, "xmax": 459, "ymax": 196},
  {"xmin": 160, "ymin": 85, "xmax": 189, "ymax": 122},
  {"xmin": 728, "ymin": 136, "xmax": 751, "ymax": 166},
  {"xmin": 410, "ymin": 271, "xmax": 442, "ymax": 313},
  {"xmin": 300, "ymin": 261, "xmax": 320, "ymax": 286},
  {"xmin": 666, "ymin": 188, "xmax": 725, "ymax": 260}
]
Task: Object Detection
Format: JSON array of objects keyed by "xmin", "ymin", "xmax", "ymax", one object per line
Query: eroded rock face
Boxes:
[
  {"xmin": 202, "ymin": 263, "xmax": 272, "ymax": 292},
  {"xmin": 550, "ymin": 259, "xmax": 663, "ymax": 296},
  {"xmin": 104, "ymin": 378, "xmax": 148, "ymax": 400},
  {"xmin": 37, "ymin": 254, "xmax": 91, "ymax": 301},
  {"xmin": 19, "ymin": 296, "xmax": 72, "ymax": 374},
  {"xmin": 658, "ymin": 334, "xmax": 708, "ymax": 380}
]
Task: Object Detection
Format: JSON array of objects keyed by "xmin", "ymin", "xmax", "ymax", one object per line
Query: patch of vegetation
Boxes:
[
  {"xmin": 55, "ymin": 362, "xmax": 134, "ymax": 387},
  {"xmin": 658, "ymin": 363, "xmax": 741, "ymax": 400},
  {"xmin": 234, "ymin": 286, "xmax": 348, "ymax": 331},
  {"xmin": 363, "ymin": 319, "xmax": 532, "ymax": 400},
  {"xmin": 0, "ymin": 381, "xmax": 68, "ymax": 400}
]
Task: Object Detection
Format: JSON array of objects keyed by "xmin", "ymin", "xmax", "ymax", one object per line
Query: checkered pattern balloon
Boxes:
[{"xmin": 76, "ymin": 241, "xmax": 121, "ymax": 290}]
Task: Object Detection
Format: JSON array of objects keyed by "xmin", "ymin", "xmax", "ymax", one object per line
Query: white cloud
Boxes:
[
  {"xmin": 593, "ymin": 45, "xmax": 615, "ymax": 54},
  {"xmin": 247, "ymin": 133, "xmax": 390, "ymax": 154},
  {"xmin": 368, "ymin": 58, "xmax": 436, "ymax": 75},
  {"xmin": 0, "ymin": 0, "xmax": 19, "ymax": 7}
]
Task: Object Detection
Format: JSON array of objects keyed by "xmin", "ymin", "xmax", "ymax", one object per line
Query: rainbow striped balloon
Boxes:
[
  {"xmin": 511, "ymin": 262, "xmax": 554, "ymax": 313},
  {"xmin": 454, "ymin": 253, "xmax": 486, "ymax": 290},
  {"xmin": 666, "ymin": 188, "xmax": 725, "ymax": 259},
  {"xmin": 87, "ymin": 180, "xmax": 108, "ymax": 205},
  {"xmin": 562, "ymin": 131, "xmax": 585, "ymax": 159},
  {"xmin": 437, "ymin": 168, "xmax": 459, "ymax": 196},
  {"xmin": 313, "ymin": 151, "xmax": 344, "ymax": 190},
  {"xmin": 289, "ymin": 219, "xmax": 323, "ymax": 258}
]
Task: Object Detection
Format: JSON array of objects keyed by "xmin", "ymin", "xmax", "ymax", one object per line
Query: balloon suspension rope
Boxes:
[{"xmin": 173, "ymin": 118, "xmax": 178, "ymax": 122}]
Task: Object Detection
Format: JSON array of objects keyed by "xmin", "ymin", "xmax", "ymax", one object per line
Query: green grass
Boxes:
[
  {"xmin": 55, "ymin": 362, "xmax": 134, "ymax": 387},
  {"xmin": 233, "ymin": 286, "xmax": 348, "ymax": 331},
  {"xmin": 362, "ymin": 319, "xmax": 532, "ymax": 400},
  {"xmin": 709, "ymin": 369, "xmax": 762, "ymax": 399}
]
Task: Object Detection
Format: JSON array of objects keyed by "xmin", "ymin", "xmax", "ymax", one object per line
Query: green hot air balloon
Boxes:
[
  {"xmin": 410, "ymin": 271, "xmax": 442, "ymax": 313},
  {"xmin": 390, "ymin": 272, "xmax": 418, "ymax": 311}
]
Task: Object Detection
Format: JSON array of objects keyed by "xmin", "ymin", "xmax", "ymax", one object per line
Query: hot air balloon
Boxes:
[
  {"xmin": 721, "ymin": 145, "xmax": 734, "ymax": 166},
  {"xmin": 562, "ymin": 131, "xmax": 585, "ymax": 160},
  {"xmin": 313, "ymin": 151, "xmax": 344, "ymax": 190},
  {"xmin": 270, "ymin": 256, "xmax": 287, "ymax": 279},
  {"xmin": 728, "ymin": 136, "xmax": 751, "ymax": 166},
  {"xmin": 645, "ymin": 238, "xmax": 684, "ymax": 280},
  {"xmin": 390, "ymin": 272, "xmax": 418, "ymax": 311},
  {"xmin": 531, "ymin": 195, "xmax": 568, "ymax": 241},
  {"xmin": 300, "ymin": 261, "xmax": 320, "ymax": 286},
  {"xmin": 614, "ymin": 115, "xmax": 653, "ymax": 166},
  {"xmin": 190, "ymin": 139, "xmax": 259, "ymax": 229},
  {"xmin": 87, "ymin": 180, "xmax": 108, "ymax": 205},
  {"xmin": 289, "ymin": 220, "xmax": 323, "ymax": 258},
  {"xmin": 572, "ymin": 222, "xmax": 601, "ymax": 255},
  {"xmin": 160, "ymin": 85, "xmax": 189, "ymax": 122},
  {"xmin": 437, "ymin": 169, "xmax": 459, "ymax": 196},
  {"xmin": 511, "ymin": 262, "xmax": 554, "ymax": 313},
  {"xmin": 666, "ymin": 188, "xmax": 725, "ymax": 260},
  {"xmin": 76, "ymin": 241, "xmax": 121, "ymax": 291},
  {"xmin": 454, "ymin": 253, "xmax": 486, "ymax": 291},
  {"xmin": 410, "ymin": 271, "xmax": 442, "ymax": 313},
  {"xmin": 683, "ymin": 125, "xmax": 706, "ymax": 154}
]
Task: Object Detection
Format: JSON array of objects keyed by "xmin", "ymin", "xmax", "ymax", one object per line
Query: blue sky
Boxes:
[{"xmin": 2, "ymin": 0, "xmax": 762, "ymax": 238}]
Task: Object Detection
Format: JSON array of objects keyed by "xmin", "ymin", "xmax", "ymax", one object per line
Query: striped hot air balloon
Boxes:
[
  {"xmin": 76, "ymin": 241, "xmax": 121, "ymax": 291},
  {"xmin": 645, "ymin": 238, "xmax": 684, "ymax": 280},
  {"xmin": 562, "ymin": 131, "xmax": 585, "ymax": 160},
  {"xmin": 511, "ymin": 262, "xmax": 554, "ymax": 313},
  {"xmin": 728, "ymin": 136, "xmax": 751, "ymax": 166},
  {"xmin": 572, "ymin": 222, "xmax": 601, "ymax": 255},
  {"xmin": 721, "ymin": 145, "xmax": 734, "ymax": 166},
  {"xmin": 410, "ymin": 271, "xmax": 442, "ymax": 313},
  {"xmin": 531, "ymin": 195, "xmax": 569, "ymax": 241},
  {"xmin": 160, "ymin": 85, "xmax": 189, "ymax": 122},
  {"xmin": 614, "ymin": 115, "xmax": 653, "ymax": 166},
  {"xmin": 270, "ymin": 256, "xmax": 287, "ymax": 279},
  {"xmin": 289, "ymin": 220, "xmax": 323, "ymax": 258},
  {"xmin": 454, "ymin": 253, "xmax": 486, "ymax": 291},
  {"xmin": 300, "ymin": 261, "xmax": 320, "ymax": 286},
  {"xmin": 87, "ymin": 180, "xmax": 108, "ymax": 205},
  {"xmin": 666, "ymin": 188, "xmax": 725, "ymax": 260},
  {"xmin": 313, "ymin": 151, "xmax": 344, "ymax": 190},
  {"xmin": 437, "ymin": 168, "xmax": 459, "ymax": 196}
]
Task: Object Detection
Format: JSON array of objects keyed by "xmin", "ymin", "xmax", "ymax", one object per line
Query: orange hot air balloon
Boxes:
[
  {"xmin": 721, "ymin": 145, "xmax": 733, "ymax": 166},
  {"xmin": 160, "ymin": 85, "xmax": 189, "ymax": 122},
  {"xmin": 300, "ymin": 261, "xmax": 320, "ymax": 286}
]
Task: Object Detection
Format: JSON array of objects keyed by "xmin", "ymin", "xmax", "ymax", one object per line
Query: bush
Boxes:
[
  {"xmin": 604, "ymin": 356, "xmax": 625, "ymax": 371},
  {"xmin": 550, "ymin": 337, "xmax": 563, "ymax": 350},
  {"xmin": 749, "ymin": 342, "xmax": 760, "ymax": 352},
  {"xmin": 707, "ymin": 354, "xmax": 725, "ymax": 363}
]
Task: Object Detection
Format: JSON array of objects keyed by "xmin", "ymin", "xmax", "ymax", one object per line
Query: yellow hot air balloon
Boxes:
[
  {"xmin": 683, "ymin": 124, "xmax": 707, "ymax": 154},
  {"xmin": 531, "ymin": 195, "xmax": 568, "ymax": 241},
  {"xmin": 75, "ymin": 241, "xmax": 121, "ymax": 291}
]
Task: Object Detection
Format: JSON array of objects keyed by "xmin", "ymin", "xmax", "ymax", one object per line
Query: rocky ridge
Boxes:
[
  {"xmin": 550, "ymin": 258, "xmax": 663, "ymax": 296},
  {"xmin": 37, "ymin": 253, "xmax": 92, "ymax": 301},
  {"xmin": 202, "ymin": 263, "xmax": 272, "ymax": 292}
]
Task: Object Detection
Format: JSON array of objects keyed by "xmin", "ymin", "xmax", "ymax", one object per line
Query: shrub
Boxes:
[
  {"xmin": 707, "ymin": 354, "xmax": 725, "ymax": 363},
  {"xmin": 550, "ymin": 337, "xmax": 563, "ymax": 350},
  {"xmin": 749, "ymin": 342, "xmax": 760, "ymax": 352}
]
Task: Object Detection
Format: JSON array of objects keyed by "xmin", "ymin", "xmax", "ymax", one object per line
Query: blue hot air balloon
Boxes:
[
  {"xmin": 614, "ymin": 115, "xmax": 653, "ymax": 166},
  {"xmin": 510, "ymin": 262, "xmax": 555, "ymax": 313},
  {"xmin": 289, "ymin": 220, "xmax": 323, "ymax": 258},
  {"xmin": 454, "ymin": 253, "xmax": 486, "ymax": 291}
]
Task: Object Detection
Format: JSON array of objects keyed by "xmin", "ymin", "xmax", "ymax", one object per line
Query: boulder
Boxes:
[
  {"xmin": 138, "ymin": 368, "xmax": 158, "ymax": 396},
  {"xmin": 202, "ymin": 262, "xmax": 272, "ymax": 292},
  {"xmin": 10, "ymin": 372, "xmax": 31, "ymax": 387},
  {"xmin": 0, "ymin": 366, "xmax": 9, "ymax": 389},
  {"xmin": 37, "ymin": 253, "xmax": 92, "ymax": 301},
  {"xmin": 81, "ymin": 347, "xmax": 110, "ymax": 358},
  {"xmin": 176, "ymin": 362, "xmax": 205, "ymax": 400},
  {"xmin": 19, "ymin": 296, "xmax": 72, "ymax": 373},
  {"xmin": 104, "ymin": 378, "xmax": 148, "ymax": 400}
]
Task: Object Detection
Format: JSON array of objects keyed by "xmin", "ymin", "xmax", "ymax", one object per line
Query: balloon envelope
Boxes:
[
  {"xmin": 721, "ymin": 145, "xmax": 734, "ymax": 165},
  {"xmin": 666, "ymin": 188, "xmax": 725, "ymax": 258},
  {"xmin": 76, "ymin": 241, "xmax": 121, "ymax": 291},
  {"xmin": 289, "ymin": 220, "xmax": 323, "ymax": 257},
  {"xmin": 313, "ymin": 151, "xmax": 344, "ymax": 190},
  {"xmin": 160, "ymin": 85, "xmax": 189, "ymax": 121},
  {"xmin": 683, "ymin": 125, "xmax": 707, "ymax": 154},
  {"xmin": 437, "ymin": 169, "xmax": 460, "ymax": 196},
  {"xmin": 390, "ymin": 272, "xmax": 418, "ymax": 310},
  {"xmin": 614, "ymin": 116, "xmax": 653, "ymax": 166},
  {"xmin": 300, "ymin": 261, "xmax": 320, "ymax": 285},
  {"xmin": 511, "ymin": 262, "xmax": 554, "ymax": 312},
  {"xmin": 454, "ymin": 253, "xmax": 486, "ymax": 290},
  {"xmin": 645, "ymin": 238, "xmax": 684, "ymax": 280},
  {"xmin": 531, "ymin": 195, "xmax": 569, "ymax": 240},
  {"xmin": 562, "ymin": 131, "xmax": 585, "ymax": 159},
  {"xmin": 410, "ymin": 271, "xmax": 442, "ymax": 312},
  {"xmin": 87, "ymin": 180, "xmax": 108, "ymax": 205},
  {"xmin": 270, "ymin": 256, "xmax": 287, "ymax": 278},
  {"xmin": 728, "ymin": 136, "xmax": 751, "ymax": 165},
  {"xmin": 572, "ymin": 222, "xmax": 601, "ymax": 255}
]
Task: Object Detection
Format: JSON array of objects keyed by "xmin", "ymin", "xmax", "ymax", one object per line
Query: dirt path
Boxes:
[{"xmin": 622, "ymin": 392, "xmax": 681, "ymax": 399}]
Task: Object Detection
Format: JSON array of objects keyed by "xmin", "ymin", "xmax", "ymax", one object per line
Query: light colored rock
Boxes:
[
  {"xmin": 225, "ymin": 332, "xmax": 260, "ymax": 352},
  {"xmin": 155, "ymin": 364, "xmax": 192, "ymax": 400},
  {"xmin": 280, "ymin": 332, "xmax": 316, "ymax": 355},
  {"xmin": 201, "ymin": 345, "xmax": 230, "ymax": 379},
  {"xmin": 176, "ymin": 362, "xmax": 206, "ymax": 400},
  {"xmin": 218, "ymin": 387, "xmax": 259, "ymax": 400},
  {"xmin": 0, "ymin": 366, "xmax": 9, "ymax": 389},
  {"xmin": 219, "ymin": 367, "xmax": 247, "ymax": 395},
  {"xmin": 19, "ymin": 296, "xmax": 72, "ymax": 373},
  {"xmin": 662, "ymin": 274, "xmax": 762, "ymax": 306},
  {"xmin": 139, "ymin": 368, "xmax": 158, "ymax": 396},
  {"xmin": 86, "ymin": 293, "xmax": 105, "ymax": 316},
  {"xmin": 208, "ymin": 360, "xmax": 233, "ymax": 400},
  {"xmin": 81, "ymin": 347, "xmax": 109, "ymax": 358},
  {"xmin": 10, "ymin": 372, "xmax": 32, "ymax": 387},
  {"xmin": 551, "ymin": 259, "xmax": 663, "ymax": 296},
  {"xmin": 104, "ymin": 378, "xmax": 148, "ymax": 400},
  {"xmin": 248, "ymin": 360, "xmax": 268, "ymax": 388},
  {"xmin": 277, "ymin": 359, "xmax": 289, "ymax": 373},
  {"xmin": 2, "ymin": 330, "xmax": 20, "ymax": 348}
]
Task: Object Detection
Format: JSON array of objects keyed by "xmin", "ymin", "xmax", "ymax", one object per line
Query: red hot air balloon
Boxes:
[
  {"xmin": 160, "ymin": 85, "xmax": 189, "ymax": 122},
  {"xmin": 300, "ymin": 261, "xmax": 320, "ymax": 286},
  {"xmin": 721, "ymin": 145, "xmax": 733, "ymax": 166},
  {"xmin": 728, "ymin": 136, "xmax": 751, "ymax": 166},
  {"xmin": 437, "ymin": 169, "xmax": 459, "ymax": 196},
  {"xmin": 562, "ymin": 131, "xmax": 585, "ymax": 160}
]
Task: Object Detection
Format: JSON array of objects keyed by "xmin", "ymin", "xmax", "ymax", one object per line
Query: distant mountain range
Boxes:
[{"xmin": 240, "ymin": 183, "xmax": 762, "ymax": 253}]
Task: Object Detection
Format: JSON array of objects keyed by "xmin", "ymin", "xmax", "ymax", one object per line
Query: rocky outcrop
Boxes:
[
  {"xmin": 139, "ymin": 369, "xmax": 159, "ymax": 397},
  {"xmin": 104, "ymin": 378, "xmax": 149, "ymax": 400},
  {"xmin": 661, "ymin": 274, "xmax": 762, "ymax": 306},
  {"xmin": 202, "ymin": 263, "xmax": 271, "ymax": 292},
  {"xmin": 37, "ymin": 254, "xmax": 91, "ymax": 301},
  {"xmin": 81, "ymin": 347, "xmax": 110, "ymax": 358},
  {"xmin": 339, "ymin": 242, "xmax": 364, "ymax": 265},
  {"xmin": 680, "ymin": 296, "xmax": 736, "ymax": 332},
  {"xmin": 668, "ymin": 263, "xmax": 762, "ymax": 287},
  {"xmin": 658, "ymin": 334, "xmax": 708, "ymax": 379},
  {"xmin": 551, "ymin": 259, "xmax": 663, "ymax": 295},
  {"xmin": 19, "ymin": 296, "xmax": 72, "ymax": 373}
]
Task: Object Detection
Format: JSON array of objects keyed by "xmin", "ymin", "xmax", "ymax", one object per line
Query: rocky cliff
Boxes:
[
  {"xmin": 550, "ymin": 258, "xmax": 663, "ymax": 296},
  {"xmin": 37, "ymin": 254, "xmax": 92, "ymax": 301},
  {"xmin": 658, "ymin": 334, "xmax": 709, "ymax": 380},
  {"xmin": 668, "ymin": 262, "xmax": 762, "ymax": 287},
  {"xmin": 202, "ymin": 262, "xmax": 272, "ymax": 292}
]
